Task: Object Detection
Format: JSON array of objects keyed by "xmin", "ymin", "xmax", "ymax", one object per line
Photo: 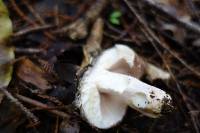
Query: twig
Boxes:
[
  {"xmin": 54, "ymin": 0, "xmax": 108, "ymax": 40},
  {"xmin": 15, "ymin": 48, "xmax": 44, "ymax": 54},
  {"xmin": 105, "ymin": 21, "xmax": 122, "ymax": 34},
  {"xmin": 37, "ymin": 94, "xmax": 64, "ymax": 106},
  {"xmin": 54, "ymin": 117, "xmax": 59, "ymax": 133},
  {"xmin": 123, "ymin": 0, "xmax": 200, "ymax": 77},
  {"xmin": 54, "ymin": 3, "xmax": 59, "ymax": 26},
  {"xmin": 0, "ymin": 87, "xmax": 39, "ymax": 124},
  {"xmin": 140, "ymin": 0, "xmax": 200, "ymax": 35},
  {"xmin": 10, "ymin": 0, "xmax": 55, "ymax": 40},
  {"xmin": 16, "ymin": 94, "xmax": 69, "ymax": 118},
  {"xmin": 13, "ymin": 24, "xmax": 54, "ymax": 37},
  {"xmin": 123, "ymin": 0, "xmax": 200, "ymax": 131},
  {"xmin": 10, "ymin": 0, "xmax": 35, "ymax": 25},
  {"xmin": 22, "ymin": 1, "xmax": 46, "ymax": 25},
  {"xmin": 103, "ymin": 32, "xmax": 132, "ymax": 42},
  {"xmin": 141, "ymin": 27, "xmax": 200, "ymax": 133}
]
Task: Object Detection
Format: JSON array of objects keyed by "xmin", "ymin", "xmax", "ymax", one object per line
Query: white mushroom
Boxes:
[{"xmin": 77, "ymin": 44, "xmax": 172, "ymax": 129}]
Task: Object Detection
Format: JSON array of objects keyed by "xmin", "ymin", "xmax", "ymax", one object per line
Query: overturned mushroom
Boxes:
[{"xmin": 77, "ymin": 44, "xmax": 172, "ymax": 129}]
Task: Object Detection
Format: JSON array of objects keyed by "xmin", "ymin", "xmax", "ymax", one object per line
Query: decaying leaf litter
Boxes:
[{"xmin": 0, "ymin": 0, "xmax": 200, "ymax": 132}]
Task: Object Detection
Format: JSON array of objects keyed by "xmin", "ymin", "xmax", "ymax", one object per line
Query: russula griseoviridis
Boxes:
[{"xmin": 77, "ymin": 44, "xmax": 172, "ymax": 129}]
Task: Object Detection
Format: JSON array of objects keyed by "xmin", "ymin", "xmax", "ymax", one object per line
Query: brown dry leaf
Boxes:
[{"xmin": 17, "ymin": 59, "xmax": 51, "ymax": 91}]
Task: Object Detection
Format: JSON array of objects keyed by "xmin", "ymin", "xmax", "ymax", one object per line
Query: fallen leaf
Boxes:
[
  {"xmin": 0, "ymin": 0, "xmax": 12, "ymax": 43},
  {"xmin": 0, "ymin": 45, "xmax": 14, "ymax": 89},
  {"xmin": 17, "ymin": 59, "xmax": 51, "ymax": 91},
  {"xmin": 0, "ymin": 0, "xmax": 14, "ymax": 103}
]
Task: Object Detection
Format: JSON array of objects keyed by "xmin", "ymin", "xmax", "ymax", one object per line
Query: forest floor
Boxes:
[{"xmin": 0, "ymin": 0, "xmax": 200, "ymax": 132}]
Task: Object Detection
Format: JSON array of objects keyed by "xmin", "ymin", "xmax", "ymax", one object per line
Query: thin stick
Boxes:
[
  {"xmin": 10, "ymin": 0, "xmax": 35, "ymax": 25},
  {"xmin": 22, "ymin": 1, "xmax": 46, "ymax": 25},
  {"xmin": 141, "ymin": 0, "xmax": 200, "ymax": 35},
  {"xmin": 13, "ymin": 24, "xmax": 54, "ymax": 37},
  {"xmin": 140, "ymin": 23, "xmax": 200, "ymax": 133},
  {"xmin": 123, "ymin": 0, "xmax": 200, "ymax": 77},
  {"xmin": 54, "ymin": 117, "xmax": 59, "ymax": 133},
  {"xmin": 0, "ymin": 88, "xmax": 39, "ymax": 124},
  {"xmin": 54, "ymin": 1, "xmax": 59, "ymax": 26},
  {"xmin": 16, "ymin": 94, "xmax": 69, "ymax": 118},
  {"xmin": 123, "ymin": 1, "xmax": 200, "ymax": 131},
  {"xmin": 10, "ymin": 0, "xmax": 55, "ymax": 40},
  {"xmin": 15, "ymin": 48, "xmax": 43, "ymax": 54}
]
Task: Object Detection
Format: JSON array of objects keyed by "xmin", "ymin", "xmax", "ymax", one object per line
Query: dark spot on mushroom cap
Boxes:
[
  {"xmin": 150, "ymin": 95, "xmax": 155, "ymax": 99},
  {"xmin": 150, "ymin": 91, "xmax": 155, "ymax": 94}
]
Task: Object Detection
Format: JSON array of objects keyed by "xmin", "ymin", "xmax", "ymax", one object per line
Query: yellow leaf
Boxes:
[
  {"xmin": 0, "ymin": 0, "xmax": 14, "ymax": 88},
  {"xmin": 0, "ymin": 0, "xmax": 12, "ymax": 43}
]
